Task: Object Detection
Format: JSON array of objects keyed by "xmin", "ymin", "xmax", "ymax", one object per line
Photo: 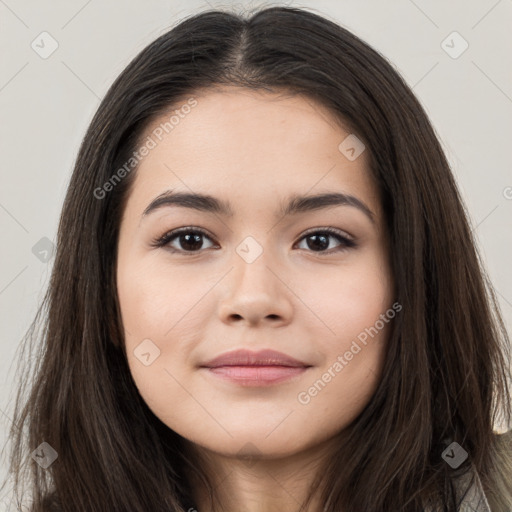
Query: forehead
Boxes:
[
  {"xmin": 126, "ymin": 86, "xmax": 381, "ymax": 221},
  {"xmin": 143, "ymin": 86, "xmax": 352, "ymax": 150}
]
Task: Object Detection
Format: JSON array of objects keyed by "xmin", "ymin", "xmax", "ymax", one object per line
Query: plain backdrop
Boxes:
[{"xmin": 1, "ymin": 0, "xmax": 511, "ymax": 505}]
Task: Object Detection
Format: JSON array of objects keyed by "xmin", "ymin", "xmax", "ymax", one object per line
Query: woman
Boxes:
[{"xmin": 3, "ymin": 6, "xmax": 512, "ymax": 511}]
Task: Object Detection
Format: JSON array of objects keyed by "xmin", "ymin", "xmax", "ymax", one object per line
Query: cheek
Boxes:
[
  {"xmin": 117, "ymin": 257, "xmax": 213, "ymax": 415},
  {"xmin": 294, "ymin": 256, "xmax": 392, "ymax": 408},
  {"xmin": 301, "ymin": 256, "xmax": 393, "ymax": 346},
  {"xmin": 117, "ymin": 256, "xmax": 208, "ymax": 338}
]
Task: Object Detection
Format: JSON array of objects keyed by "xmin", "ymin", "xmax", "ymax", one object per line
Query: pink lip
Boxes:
[
  {"xmin": 200, "ymin": 349, "xmax": 310, "ymax": 368},
  {"xmin": 199, "ymin": 349, "xmax": 311, "ymax": 387},
  {"xmin": 206, "ymin": 366, "xmax": 308, "ymax": 386}
]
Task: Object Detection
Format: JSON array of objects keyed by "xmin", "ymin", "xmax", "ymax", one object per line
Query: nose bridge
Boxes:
[{"xmin": 232, "ymin": 233, "xmax": 278, "ymax": 292}]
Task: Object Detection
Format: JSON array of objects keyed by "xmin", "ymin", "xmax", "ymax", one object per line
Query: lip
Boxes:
[
  {"xmin": 199, "ymin": 349, "xmax": 312, "ymax": 387},
  {"xmin": 200, "ymin": 349, "xmax": 310, "ymax": 368}
]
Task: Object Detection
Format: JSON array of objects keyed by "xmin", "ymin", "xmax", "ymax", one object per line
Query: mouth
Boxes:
[
  {"xmin": 203, "ymin": 365, "xmax": 310, "ymax": 386},
  {"xmin": 199, "ymin": 349, "xmax": 312, "ymax": 387},
  {"xmin": 200, "ymin": 348, "xmax": 310, "ymax": 368}
]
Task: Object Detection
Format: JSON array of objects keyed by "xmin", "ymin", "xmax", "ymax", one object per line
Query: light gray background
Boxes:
[{"xmin": 1, "ymin": 0, "xmax": 511, "ymax": 505}]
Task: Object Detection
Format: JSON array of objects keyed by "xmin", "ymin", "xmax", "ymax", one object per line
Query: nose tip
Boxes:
[{"xmin": 217, "ymin": 249, "xmax": 294, "ymax": 327}]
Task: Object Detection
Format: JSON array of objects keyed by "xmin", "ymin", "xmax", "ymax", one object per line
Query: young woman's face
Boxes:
[{"xmin": 117, "ymin": 87, "xmax": 394, "ymax": 458}]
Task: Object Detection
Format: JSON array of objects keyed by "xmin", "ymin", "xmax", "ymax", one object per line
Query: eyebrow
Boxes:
[{"xmin": 141, "ymin": 190, "xmax": 375, "ymax": 224}]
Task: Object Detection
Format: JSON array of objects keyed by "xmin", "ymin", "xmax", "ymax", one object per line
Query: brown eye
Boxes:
[
  {"xmin": 295, "ymin": 228, "xmax": 356, "ymax": 254},
  {"xmin": 152, "ymin": 228, "xmax": 216, "ymax": 253},
  {"xmin": 151, "ymin": 226, "xmax": 356, "ymax": 256}
]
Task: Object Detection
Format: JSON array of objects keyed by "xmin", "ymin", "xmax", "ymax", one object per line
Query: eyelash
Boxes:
[{"xmin": 150, "ymin": 226, "xmax": 357, "ymax": 256}]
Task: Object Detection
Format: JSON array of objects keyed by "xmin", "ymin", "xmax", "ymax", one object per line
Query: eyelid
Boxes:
[
  {"xmin": 293, "ymin": 227, "xmax": 356, "ymax": 254},
  {"xmin": 299, "ymin": 226, "xmax": 354, "ymax": 241},
  {"xmin": 151, "ymin": 226, "xmax": 216, "ymax": 249},
  {"xmin": 151, "ymin": 225, "xmax": 356, "ymax": 254}
]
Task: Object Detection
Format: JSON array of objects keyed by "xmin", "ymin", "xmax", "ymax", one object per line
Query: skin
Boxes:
[{"xmin": 116, "ymin": 86, "xmax": 394, "ymax": 512}]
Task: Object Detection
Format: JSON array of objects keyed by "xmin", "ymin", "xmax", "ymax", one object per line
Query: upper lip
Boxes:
[{"xmin": 200, "ymin": 349, "xmax": 311, "ymax": 368}]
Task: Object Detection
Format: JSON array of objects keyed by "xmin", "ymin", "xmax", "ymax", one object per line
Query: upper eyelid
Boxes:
[
  {"xmin": 299, "ymin": 226, "xmax": 354, "ymax": 240},
  {"xmin": 158, "ymin": 226, "xmax": 354, "ymax": 248}
]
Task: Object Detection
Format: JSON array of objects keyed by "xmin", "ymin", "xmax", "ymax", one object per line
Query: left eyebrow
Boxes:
[{"xmin": 141, "ymin": 189, "xmax": 375, "ymax": 224}]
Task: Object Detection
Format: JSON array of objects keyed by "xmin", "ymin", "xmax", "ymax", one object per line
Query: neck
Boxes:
[{"xmin": 181, "ymin": 436, "xmax": 338, "ymax": 512}]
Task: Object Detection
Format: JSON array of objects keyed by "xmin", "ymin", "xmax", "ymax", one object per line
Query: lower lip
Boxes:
[{"xmin": 203, "ymin": 365, "xmax": 309, "ymax": 386}]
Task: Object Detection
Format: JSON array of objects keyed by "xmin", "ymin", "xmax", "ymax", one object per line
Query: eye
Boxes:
[
  {"xmin": 151, "ymin": 227, "xmax": 217, "ymax": 253},
  {"xmin": 151, "ymin": 226, "xmax": 356, "ymax": 255},
  {"xmin": 294, "ymin": 227, "xmax": 356, "ymax": 255}
]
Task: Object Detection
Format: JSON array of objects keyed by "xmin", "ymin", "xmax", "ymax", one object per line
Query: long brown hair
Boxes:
[{"xmin": 2, "ymin": 6, "xmax": 511, "ymax": 511}]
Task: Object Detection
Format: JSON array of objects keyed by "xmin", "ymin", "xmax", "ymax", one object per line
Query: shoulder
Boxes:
[
  {"xmin": 453, "ymin": 465, "xmax": 491, "ymax": 512},
  {"xmin": 451, "ymin": 431, "xmax": 512, "ymax": 512}
]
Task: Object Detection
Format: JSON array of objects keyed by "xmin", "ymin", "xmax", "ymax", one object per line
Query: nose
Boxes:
[{"xmin": 217, "ymin": 249, "xmax": 293, "ymax": 328}]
